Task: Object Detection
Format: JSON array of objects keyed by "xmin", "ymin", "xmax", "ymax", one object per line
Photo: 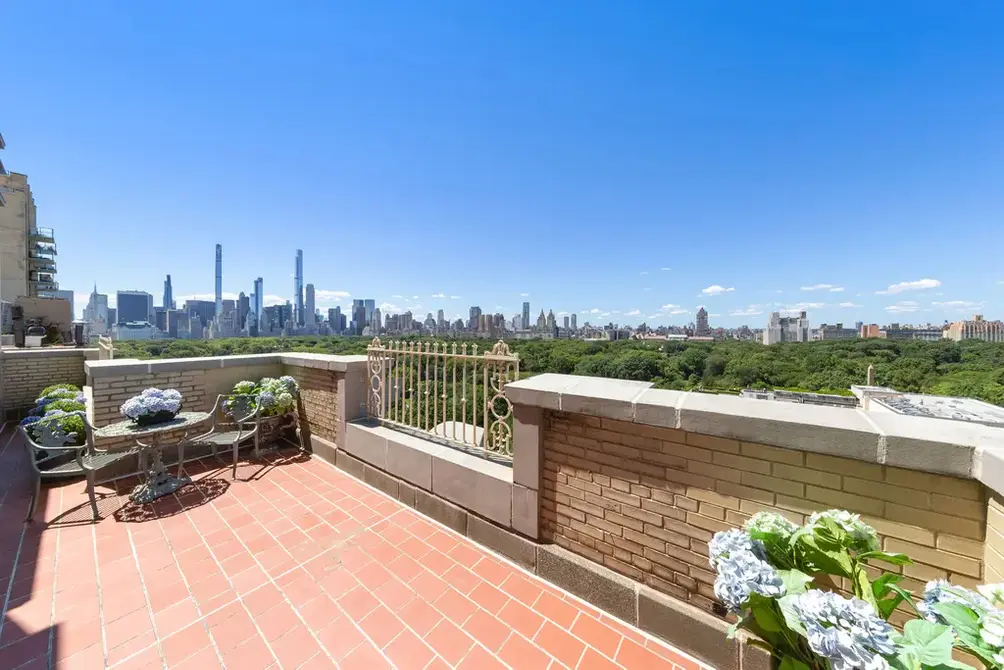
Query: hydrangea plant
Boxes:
[
  {"xmin": 120, "ymin": 388, "xmax": 182, "ymax": 421},
  {"xmin": 20, "ymin": 384, "xmax": 87, "ymax": 446},
  {"xmin": 225, "ymin": 376, "xmax": 299, "ymax": 418},
  {"xmin": 712, "ymin": 510, "xmax": 996, "ymax": 670}
]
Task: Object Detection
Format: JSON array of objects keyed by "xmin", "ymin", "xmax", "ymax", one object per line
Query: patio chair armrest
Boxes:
[{"xmin": 19, "ymin": 426, "xmax": 85, "ymax": 452}]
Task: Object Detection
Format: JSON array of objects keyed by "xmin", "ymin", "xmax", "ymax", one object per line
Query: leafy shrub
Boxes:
[
  {"xmin": 713, "ymin": 509, "xmax": 998, "ymax": 669},
  {"xmin": 226, "ymin": 376, "xmax": 299, "ymax": 418},
  {"xmin": 40, "ymin": 399, "xmax": 86, "ymax": 414},
  {"xmin": 40, "ymin": 383, "xmax": 81, "ymax": 398}
]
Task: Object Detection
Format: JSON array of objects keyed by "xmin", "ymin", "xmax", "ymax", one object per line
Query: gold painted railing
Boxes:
[{"xmin": 366, "ymin": 338, "xmax": 519, "ymax": 461}]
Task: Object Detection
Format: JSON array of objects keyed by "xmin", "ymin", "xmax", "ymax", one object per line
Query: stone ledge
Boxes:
[
  {"xmin": 281, "ymin": 353, "xmax": 368, "ymax": 372},
  {"xmin": 506, "ymin": 373, "xmax": 1004, "ymax": 484},
  {"xmin": 85, "ymin": 353, "xmax": 368, "ymax": 378},
  {"xmin": 1, "ymin": 347, "xmax": 99, "ymax": 359}
]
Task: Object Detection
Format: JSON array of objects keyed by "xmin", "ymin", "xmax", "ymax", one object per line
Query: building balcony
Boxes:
[
  {"xmin": 27, "ymin": 255, "xmax": 56, "ymax": 271},
  {"xmin": 3, "ymin": 350, "xmax": 1003, "ymax": 669},
  {"xmin": 29, "ymin": 244, "xmax": 57, "ymax": 259},
  {"xmin": 27, "ymin": 227, "xmax": 55, "ymax": 243}
]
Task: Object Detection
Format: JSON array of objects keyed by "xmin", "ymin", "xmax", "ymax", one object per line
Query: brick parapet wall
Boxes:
[
  {"xmin": 1, "ymin": 349, "xmax": 96, "ymax": 417},
  {"xmin": 541, "ymin": 409, "xmax": 987, "ymax": 618},
  {"xmin": 283, "ymin": 365, "xmax": 341, "ymax": 444},
  {"xmin": 986, "ymin": 495, "xmax": 1004, "ymax": 582}
]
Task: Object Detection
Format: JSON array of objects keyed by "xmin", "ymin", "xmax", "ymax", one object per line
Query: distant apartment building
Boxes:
[
  {"xmin": 860, "ymin": 323, "xmax": 881, "ymax": 338},
  {"xmin": 695, "ymin": 308, "xmax": 711, "ymax": 337},
  {"xmin": 818, "ymin": 323, "xmax": 857, "ymax": 340},
  {"xmin": 522, "ymin": 302, "xmax": 530, "ymax": 330},
  {"xmin": 764, "ymin": 311, "xmax": 810, "ymax": 344},
  {"xmin": 55, "ymin": 289, "xmax": 75, "ymax": 318},
  {"xmin": 116, "ymin": 290, "xmax": 154, "ymax": 325},
  {"xmin": 185, "ymin": 299, "xmax": 216, "ymax": 328},
  {"xmin": 946, "ymin": 314, "xmax": 1004, "ymax": 342},
  {"xmin": 0, "ymin": 165, "xmax": 60, "ymax": 302},
  {"xmin": 883, "ymin": 326, "xmax": 945, "ymax": 341}
]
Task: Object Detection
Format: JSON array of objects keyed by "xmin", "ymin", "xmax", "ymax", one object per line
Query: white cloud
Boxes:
[
  {"xmin": 431, "ymin": 293, "xmax": 446, "ymax": 298},
  {"xmin": 885, "ymin": 301, "xmax": 920, "ymax": 314},
  {"xmin": 640, "ymin": 271, "xmax": 649, "ymax": 276},
  {"xmin": 261, "ymin": 295, "xmax": 288, "ymax": 306},
  {"xmin": 838, "ymin": 302, "xmax": 860, "ymax": 308},
  {"xmin": 876, "ymin": 278, "xmax": 941, "ymax": 295},
  {"xmin": 392, "ymin": 294, "xmax": 404, "ymax": 299},
  {"xmin": 412, "ymin": 296, "xmax": 419, "ymax": 300},
  {"xmin": 729, "ymin": 306, "xmax": 763, "ymax": 317},
  {"xmin": 449, "ymin": 295, "xmax": 461, "ymax": 300},
  {"xmin": 709, "ymin": 313, "xmax": 721, "ymax": 318},
  {"xmin": 556, "ymin": 311, "xmax": 570, "ymax": 316},
  {"xmin": 660, "ymin": 267, "xmax": 671, "ymax": 271},
  {"xmin": 646, "ymin": 314, "xmax": 660, "ymax": 319},
  {"xmin": 519, "ymin": 292, "xmax": 530, "ymax": 297},
  {"xmin": 588, "ymin": 308, "xmax": 602, "ymax": 314},
  {"xmin": 660, "ymin": 303, "xmax": 681, "ymax": 310},
  {"xmin": 379, "ymin": 302, "xmax": 404, "ymax": 313},
  {"xmin": 800, "ymin": 284, "xmax": 843, "ymax": 292},
  {"xmin": 932, "ymin": 300, "xmax": 983, "ymax": 311},
  {"xmin": 785, "ymin": 302, "xmax": 824, "ymax": 311},
  {"xmin": 659, "ymin": 303, "xmax": 690, "ymax": 316},
  {"xmin": 700, "ymin": 285, "xmax": 735, "ymax": 296},
  {"xmin": 624, "ymin": 309, "xmax": 641, "ymax": 316}
]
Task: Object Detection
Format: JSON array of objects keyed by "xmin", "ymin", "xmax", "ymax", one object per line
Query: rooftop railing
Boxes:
[
  {"xmin": 28, "ymin": 227, "xmax": 55, "ymax": 242},
  {"xmin": 366, "ymin": 337, "xmax": 519, "ymax": 461}
]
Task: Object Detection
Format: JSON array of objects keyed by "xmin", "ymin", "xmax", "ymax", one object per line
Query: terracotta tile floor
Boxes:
[{"xmin": 0, "ymin": 425, "xmax": 709, "ymax": 669}]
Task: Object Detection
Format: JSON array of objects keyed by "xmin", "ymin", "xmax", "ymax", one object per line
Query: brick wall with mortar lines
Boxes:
[
  {"xmin": 2, "ymin": 353, "xmax": 88, "ymax": 413},
  {"xmin": 540, "ymin": 409, "xmax": 987, "ymax": 619},
  {"xmin": 283, "ymin": 365, "xmax": 340, "ymax": 444},
  {"xmin": 986, "ymin": 495, "xmax": 1004, "ymax": 582}
]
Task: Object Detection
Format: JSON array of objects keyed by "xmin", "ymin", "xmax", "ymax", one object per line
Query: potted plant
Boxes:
[
  {"xmin": 710, "ymin": 509, "xmax": 1000, "ymax": 669},
  {"xmin": 20, "ymin": 383, "xmax": 88, "ymax": 450},
  {"xmin": 225, "ymin": 376, "xmax": 299, "ymax": 443},
  {"xmin": 120, "ymin": 388, "xmax": 183, "ymax": 426}
]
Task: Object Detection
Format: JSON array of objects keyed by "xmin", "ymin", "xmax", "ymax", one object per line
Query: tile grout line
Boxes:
[
  {"xmin": 91, "ymin": 517, "xmax": 112, "ymax": 667},
  {"xmin": 305, "ymin": 452, "xmax": 681, "ymax": 669},
  {"xmin": 117, "ymin": 479, "xmax": 170, "ymax": 669},
  {"xmin": 46, "ymin": 487, "xmax": 64, "ymax": 667}
]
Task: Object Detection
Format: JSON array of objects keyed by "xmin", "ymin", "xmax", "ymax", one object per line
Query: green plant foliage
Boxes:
[
  {"xmin": 41, "ymin": 399, "xmax": 86, "ymax": 414},
  {"xmin": 110, "ymin": 336, "xmax": 1004, "ymax": 406},
  {"xmin": 40, "ymin": 383, "xmax": 81, "ymax": 398}
]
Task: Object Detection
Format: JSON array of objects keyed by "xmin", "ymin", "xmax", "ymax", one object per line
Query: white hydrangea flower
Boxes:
[
  {"xmin": 793, "ymin": 590, "xmax": 895, "ymax": 670},
  {"xmin": 979, "ymin": 583, "xmax": 1004, "ymax": 608},
  {"xmin": 744, "ymin": 511, "xmax": 797, "ymax": 536},
  {"xmin": 807, "ymin": 509, "xmax": 880, "ymax": 551},
  {"xmin": 709, "ymin": 529, "xmax": 761, "ymax": 569}
]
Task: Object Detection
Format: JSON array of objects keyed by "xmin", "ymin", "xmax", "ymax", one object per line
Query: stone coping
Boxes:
[
  {"xmin": 85, "ymin": 352, "xmax": 368, "ymax": 377},
  {"xmin": 1, "ymin": 347, "xmax": 100, "ymax": 359},
  {"xmin": 506, "ymin": 373, "xmax": 1004, "ymax": 493}
]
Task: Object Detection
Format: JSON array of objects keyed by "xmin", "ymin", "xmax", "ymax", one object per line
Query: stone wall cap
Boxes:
[
  {"xmin": 280, "ymin": 352, "xmax": 368, "ymax": 371},
  {"xmin": 2, "ymin": 347, "xmax": 99, "ymax": 358},
  {"xmin": 505, "ymin": 373, "xmax": 1004, "ymax": 487}
]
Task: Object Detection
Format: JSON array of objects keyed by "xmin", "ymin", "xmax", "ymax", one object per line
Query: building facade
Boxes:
[
  {"xmin": 305, "ymin": 283, "xmax": 315, "ymax": 324},
  {"xmin": 946, "ymin": 314, "xmax": 1004, "ymax": 342},
  {"xmin": 294, "ymin": 249, "xmax": 304, "ymax": 326},
  {"xmin": 0, "ymin": 167, "xmax": 59, "ymax": 302},
  {"xmin": 764, "ymin": 311, "xmax": 810, "ymax": 344},
  {"xmin": 116, "ymin": 291, "xmax": 154, "ymax": 325},
  {"xmin": 695, "ymin": 308, "xmax": 710, "ymax": 337}
]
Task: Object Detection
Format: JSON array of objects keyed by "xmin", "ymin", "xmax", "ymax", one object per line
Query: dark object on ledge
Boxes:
[{"xmin": 134, "ymin": 409, "xmax": 181, "ymax": 426}]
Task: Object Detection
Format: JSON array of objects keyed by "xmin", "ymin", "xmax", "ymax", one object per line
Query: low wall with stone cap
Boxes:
[
  {"xmin": 1, "ymin": 347, "xmax": 99, "ymax": 418},
  {"xmin": 505, "ymin": 374, "xmax": 1004, "ymax": 628}
]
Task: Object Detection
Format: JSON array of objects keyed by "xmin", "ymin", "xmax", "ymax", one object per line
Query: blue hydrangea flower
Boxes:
[
  {"xmin": 279, "ymin": 375, "xmax": 299, "ymax": 394},
  {"xmin": 792, "ymin": 590, "xmax": 896, "ymax": 670},
  {"xmin": 19, "ymin": 415, "xmax": 41, "ymax": 427},
  {"xmin": 709, "ymin": 528, "xmax": 763, "ymax": 569},
  {"xmin": 712, "ymin": 546, "xmax": 786, "ymax": 612},
  {"xmin": 919, "ymin": 580, "xmax": 991, "ymax": 624},
  {"xmin": 120, "ymin": 388, "xmax": 183, "ymax": 419},
  {"xmin": 258, "ymin": 391, "xmax": 276, "ymax": 408}
]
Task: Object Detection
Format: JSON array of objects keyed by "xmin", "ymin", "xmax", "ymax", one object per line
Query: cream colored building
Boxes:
[
  {"xmin": 945, "ymin": 313, "xmax": 1004, "ymax": 342},
  {"xmin": 0, "ymin": 137, "xmax": 58, "ymax": 303}
]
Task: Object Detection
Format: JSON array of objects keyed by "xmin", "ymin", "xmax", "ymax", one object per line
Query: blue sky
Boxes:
[{"xmin": 4, "ymin": 1, "xmax": 1003, "ymax": 327}]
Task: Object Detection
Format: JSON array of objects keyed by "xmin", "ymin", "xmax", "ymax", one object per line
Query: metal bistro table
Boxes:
[{"xmin": 94, "ymin": 411, "xmax": 211, "ymax": 504}]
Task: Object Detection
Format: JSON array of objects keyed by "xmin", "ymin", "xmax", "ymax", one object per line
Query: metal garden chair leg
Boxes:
[{"xmin": 26, "ymin": 475, "xmax": 40, "ymax": 523}]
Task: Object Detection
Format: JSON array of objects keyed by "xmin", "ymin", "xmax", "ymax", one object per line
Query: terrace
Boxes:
[{"xmin": 1, "ymin": 345, "xmax": 1004, "ymax": 669}]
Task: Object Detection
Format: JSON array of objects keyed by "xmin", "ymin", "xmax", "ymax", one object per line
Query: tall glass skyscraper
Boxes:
[
  {"xmin": 253, "ymin": 277, "xmax": 264, "ymax": 322},
  {"xmin": 294, "ymin": 249, "xmax": 304, "ymax": 326},
  {"xmin": 215, "ymin": 244, "xmax": 223, "ymax": 317},
  {"xmin": 163, "ymin": 274, "xmax": 173, "ymax": 309}
]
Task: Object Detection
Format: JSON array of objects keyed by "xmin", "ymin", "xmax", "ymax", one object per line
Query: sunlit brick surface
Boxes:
[{"xmin": 0, "ymin": 426, "xmax": 709, "ymax": 669}]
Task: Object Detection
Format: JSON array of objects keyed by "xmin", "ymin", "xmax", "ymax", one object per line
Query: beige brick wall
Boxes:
[
  {"xmin": 541, "ymin": 410, "xmax": 987, "ymax": 614},
  {"xmin": 284, "ymin": 365, "xmax": 340, "ymax": 443},
  {"xmin": 2, "ymin": 351, "xmax": 88, "ymax": 414},
  {"xmin": 986, "ymin": 495, "xmax": 1004, "ymax": 582}
]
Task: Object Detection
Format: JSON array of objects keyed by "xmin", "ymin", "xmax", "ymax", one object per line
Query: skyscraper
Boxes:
[
  {"xmin": 294, "ymin": 249, "xmax": 304, "ymax": 326},
  {"xmin": 469, "ymin": 306, "xmax": 482, "ymax": 331},
  {"xmin": 238, "ymin": 292, "xmax": 250, "ymax": 329},
  {"xmin": 214, "ymin": 244, "xmax": 223, "ymax": 317},
  {"xmin": 695, "ymin": 307, "xmax": 710, "ymax": 336},
  {"xmin": 117, "ymin": 290, "xmax": 154, "ymax": 325},
  {"xmin": 253, "ymin": 277, "xmax": 263, "ymax": 328},
  {"xmin": 522, "ymin": 302, "xmax": 530, "ymax": 330},
  {"xmin": 563, "ymin": 315, "xmax": 570, "ymax": 329},
  {"xmin": 570, "ymin": 313, "xmax": 577, "ymax": 330},
  {"xmin": 305, "ymin": 284, "xmax": 315, "ymax": 324},
  {"xmin": 364, "ymin": 299, "xmax": 375, "ymax": 325},
  {"xmin": 163, "ymin": 274, "xmax": 174, "ymax": 309}
]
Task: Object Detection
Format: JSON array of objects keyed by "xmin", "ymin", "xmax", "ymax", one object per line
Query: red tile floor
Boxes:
[{"xmin": 0, "ymin": 424, "xmax": 710, "ymax": 669}]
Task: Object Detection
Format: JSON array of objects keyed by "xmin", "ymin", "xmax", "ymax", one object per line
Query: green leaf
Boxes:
[
  {"xmin": 885, "ymin": 584, "xmax": 919, "ymax": 616},
  {"xmin": 872, "ymin": 572, "xmax": 904, "ymax": 598},
  {"xmin": 778, "ymin": 656, "xmax": 812, "ymax": 670},
  {"xmin": 854, "ymin": 566, "xmax": 879, "ymax": 608},
  {"xmin": 900, "ymin": 620, "xmax": 955, "ymax": 666},
  {"xmin": 777, "ymin": 594, "xmax": 807, "ymax": 638},
  {"xmin": 858, "ymin": 550, "xmax": 913, "ymax": 566},
  {"xmin": 777, "ymin": 569, "xmax": 814, "ymax": 595},
  {"xmin": 751, "ymin": 600, "xmax": 782, "ymax": 633},
  {"xmin": 931, "ymin": 602, "xmax": 981, "ymax": 638}
]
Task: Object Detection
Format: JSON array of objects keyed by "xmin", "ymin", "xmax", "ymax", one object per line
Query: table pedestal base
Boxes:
[{"xmin": 130, "ymin": 442, "xmax": 191, "ymax": 504}]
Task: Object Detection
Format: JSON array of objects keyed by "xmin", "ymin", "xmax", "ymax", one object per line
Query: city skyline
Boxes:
[{"xmin": 5, "ymin": 2, "xmax": 1004, "ymax": 327}]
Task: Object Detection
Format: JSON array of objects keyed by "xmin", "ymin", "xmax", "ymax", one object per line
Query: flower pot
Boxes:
[{"xmin": 134, "ymin": 410, "xmax": 179, "ymax": 426}]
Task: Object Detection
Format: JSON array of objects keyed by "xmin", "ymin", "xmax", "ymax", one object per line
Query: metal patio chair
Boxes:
[
  {"xmin": 186, "ymin": 394, "xmax": 262, "ymax": 478},
  {"xmin": 20, "ymin": 416, "xmax": 141, "ymax": 521}
]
